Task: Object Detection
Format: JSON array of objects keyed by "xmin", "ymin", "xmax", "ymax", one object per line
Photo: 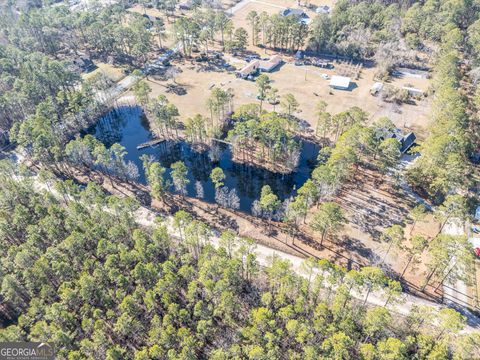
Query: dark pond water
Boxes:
[{"xmin": 91, "ymin": 106, "xmax": 320, "ymax": 213}]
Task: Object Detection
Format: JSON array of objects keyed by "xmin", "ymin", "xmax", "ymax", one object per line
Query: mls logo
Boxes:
[{"xmin": 0, "ymin": 342, "xmax": 55, "ymax": 360}]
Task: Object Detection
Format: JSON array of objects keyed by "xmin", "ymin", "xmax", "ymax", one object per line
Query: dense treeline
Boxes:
[
  {"xmin": 0, "ymin": 45, "xmax": 81, "ymax": 131},
  {"xmin": 308, "ymin": 0, "xmax": 479, "ymax": 59},
  {"xmin": 406, "ymin": 0, "xmax": 479, "ymax": 200},
  {"xmin": 2, "ymin": 4, "xmax": 155, "ymax": 63},
  {"xmin": 0, "ymin": 163, "xmax": 478, "ymax": 359},
  {"xmin": 0, "ymin": 2, "xmax": 155, "ymax": 137}
]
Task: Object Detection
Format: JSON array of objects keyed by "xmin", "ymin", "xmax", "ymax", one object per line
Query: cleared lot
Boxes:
[{"xmin": 141, "ymin": 56, "xmax": 431, "ymax": 138}]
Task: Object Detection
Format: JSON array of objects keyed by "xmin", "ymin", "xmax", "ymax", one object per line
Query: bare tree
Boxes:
[{"xmin": 195, "ymin": 181, "xmax": 204, "ymax": 199}]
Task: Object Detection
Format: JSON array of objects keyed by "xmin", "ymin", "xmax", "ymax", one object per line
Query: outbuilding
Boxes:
[
  {"xmin": 402, "ymin": 86, "xmax": 424, "ymax": 97},
  {"xmin": 329, "ymin": 75, "xmax": 351, "ymax": 90}
]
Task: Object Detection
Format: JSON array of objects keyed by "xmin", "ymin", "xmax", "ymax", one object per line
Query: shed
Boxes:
[
  {"xmin": 402, "ymin": 86, "xmax": 424, "ymax": 97},
  {"xmin": 329, "ymin": 75, "xmax": 351, "ymax": 90}
]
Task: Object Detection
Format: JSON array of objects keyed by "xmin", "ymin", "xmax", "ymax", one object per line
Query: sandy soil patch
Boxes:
[{"xmin": 83, "ymin": 62, "xmax": 126, "ymax": 82}]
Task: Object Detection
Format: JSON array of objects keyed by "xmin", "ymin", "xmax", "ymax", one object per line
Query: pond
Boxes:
[{"xmin": 90, "ymin": 106, "xmax": 320, "ymax": 213}]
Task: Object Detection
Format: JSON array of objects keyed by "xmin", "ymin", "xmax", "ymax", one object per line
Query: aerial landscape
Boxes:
[{"xmin": 0, "ymin": 0, "xmax": 480, "ymax": 358}]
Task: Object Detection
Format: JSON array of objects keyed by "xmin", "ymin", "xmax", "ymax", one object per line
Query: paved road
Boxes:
[{"xmin": 134, "ymin": 207, "xmax": 480, "ymax": 331}]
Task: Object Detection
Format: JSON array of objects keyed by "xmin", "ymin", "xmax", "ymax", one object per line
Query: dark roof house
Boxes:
[
  {"xmin": 280, "ymin": 8, "xmax": 310, "ymax": 24},
  {"xmin": 376, "ymin": 127, "xmax": 416, "ymax": 154},
  {"xmin": 73, "ymin": 55, "xmax": 95, "ymax": 73},
  {"xmin": 399, "ymin": 132, "xmax": 416, "ymax": 153}
]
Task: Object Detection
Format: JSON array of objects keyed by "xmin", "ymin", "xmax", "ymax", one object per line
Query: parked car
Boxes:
[
  {"xmin": 321, "ymin": 73, "xmax": 329, "ymax": 79},
  {"xmin": 294, "ymin": 61, "xmax": 303, "ymax": 66},
  {"xmin": 303, "ymin": 59, "xmax": 312, "ymax": 65},
  {"xmin": 472, "ymin": 226, "xmax": 480, "ymax": 234}
]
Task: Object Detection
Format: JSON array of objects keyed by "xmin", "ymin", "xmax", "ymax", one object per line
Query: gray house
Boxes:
[{"xmin": 280, "ymin": 8, "xmax": 310, "ymax": 24}]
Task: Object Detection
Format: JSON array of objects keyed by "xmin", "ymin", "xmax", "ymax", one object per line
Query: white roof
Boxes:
[
  {"xmin": 330, "ymin": 75, "xmax": 351, "ymax": 88},
  {"xmin": 371, "ymin": 82, "xmax": 383, "ymax": 91},
  {"xmin": 402, "ymin": 86, "xmax": 424, "ymax": 94}
]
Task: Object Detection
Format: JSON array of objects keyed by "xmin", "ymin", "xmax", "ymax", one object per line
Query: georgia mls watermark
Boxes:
[{"xmin": 0, "ymin": 343, "xmax": 55, "ymax": 360}]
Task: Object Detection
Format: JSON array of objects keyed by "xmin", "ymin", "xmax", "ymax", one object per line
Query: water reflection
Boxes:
[{"xmin": 89, "ymin": 106, "xmax": 320, "ymax": 213}]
